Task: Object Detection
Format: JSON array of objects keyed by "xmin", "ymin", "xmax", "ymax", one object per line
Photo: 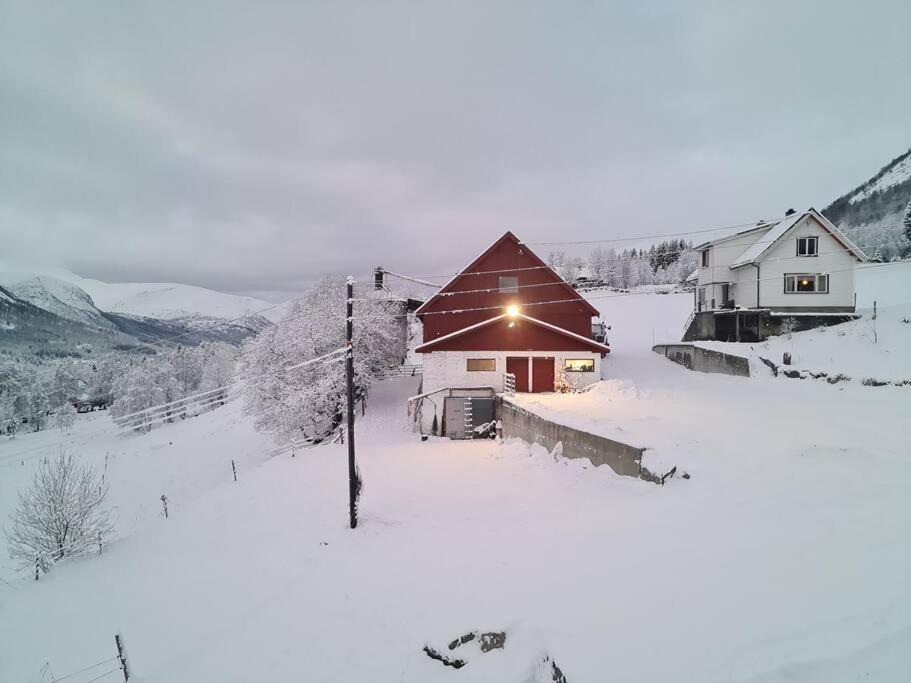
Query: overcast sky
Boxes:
[{"xmin": 1, "ymin": 1, "xmax": 909, "ymax": 301}]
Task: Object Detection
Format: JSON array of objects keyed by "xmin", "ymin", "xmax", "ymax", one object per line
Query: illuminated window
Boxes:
[
  {"xmin": 796, "ymin": 236, "xmax": 818, "ymax": 256},
  {"xmin": 564, "ymin": 359, "xmax": 595, "ymax": 372},
  {"xmin": 784, "ymin": 274, "xmax": 828, "ymax": 293},
  {"xmin": 498, "ymin": 276, "xmax": 518, "ymax": 293},
  {"xmin": 467, "ymin": 358, "xmax": 496, "ymax": 372}
]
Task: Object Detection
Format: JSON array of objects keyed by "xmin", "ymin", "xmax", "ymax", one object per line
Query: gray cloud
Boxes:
[{"xmin": 1, "ymin": 1, "xmax": 908, "ymax": 300}]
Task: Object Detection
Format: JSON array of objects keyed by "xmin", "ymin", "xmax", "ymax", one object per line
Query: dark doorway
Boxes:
[
  {"xmin": 506, "ymin": 356, "xmax": 529, "ymax": 392},
  {"xmin": 532, "ymin": 357, "xmax": 555, "ymax": 393}
]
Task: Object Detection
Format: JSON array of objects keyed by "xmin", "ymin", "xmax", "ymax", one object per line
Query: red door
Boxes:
[
  {"xmin": 532, "ymin": 357, "xmax": 555, "ymax": 393},
  {"xmin": 506, "ymin": 356, "xmax": 529, "ymax": 392}
]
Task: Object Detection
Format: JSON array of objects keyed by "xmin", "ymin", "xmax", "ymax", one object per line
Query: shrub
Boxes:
[{"xmin": 5, "ymin": 454, "xmax": 113, "ymax": 573}]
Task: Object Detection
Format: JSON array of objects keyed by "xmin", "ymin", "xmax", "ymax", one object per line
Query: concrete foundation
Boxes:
[
  {"xmin": 652, "ymin": 343, "xmax": 751, "ymax": 377},
  {"xmin": 498, "ymin": 399, "xmax": 644, "ymax": 477}
]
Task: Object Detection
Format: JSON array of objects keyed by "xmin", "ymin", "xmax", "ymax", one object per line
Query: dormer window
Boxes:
[
  {"xmin": 701, "ymin": 250, "xmax": 710, "ymax": 267},
  {"xmin": 797, "ymin": 236, "xmax": 818, "ymax": 256},
  {"xmin": 498, "ymin": 276, "xmax": 518, "ymax": 293}
]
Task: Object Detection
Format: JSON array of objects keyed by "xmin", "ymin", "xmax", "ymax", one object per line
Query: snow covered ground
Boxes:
[
  {"xmin": 698, "ymin": 262, "xmax": 911, "ymax": 381},
  {"xmin": 1, "ymin": 279, "xmax": 910, "ymax": 682}
]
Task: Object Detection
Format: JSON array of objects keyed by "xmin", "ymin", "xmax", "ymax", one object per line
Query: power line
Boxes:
[
  {"xmin": 383, "ymin": 226, "xmax": 907, "ymax": 282},
  {"xmin": 388, "ymin": 239, "xmax": 897, "ymax": 300},
  {"xmin": 403, "ymin": 259, "xmax": 907, "ymax": 318}
]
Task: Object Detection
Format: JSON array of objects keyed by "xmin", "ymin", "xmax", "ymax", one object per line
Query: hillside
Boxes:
[
  {"xmin": 0, "ymin": 270, "xmax": 273, "ymax": 356},
  {"xmin": 2, "ymin": 292, "xmax": 909, "ymax": 681},
  {"xmin": 824, "ymin": 148, "xmax": 911, "ymax": 260}
]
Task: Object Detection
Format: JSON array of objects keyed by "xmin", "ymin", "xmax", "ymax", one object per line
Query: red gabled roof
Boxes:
[
  {"xmin": 415, "ymin": 231, "xmax": 599, "ymax": 317},
  {"xmin": 415, "ymin": 312, "xmax": 610, "ymax": 354}
]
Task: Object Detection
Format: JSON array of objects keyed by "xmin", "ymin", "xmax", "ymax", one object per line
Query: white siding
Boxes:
[
  {"xmin": 421, "ymin": 350, "xmax": 602, "ymax": 396},
  {"xmin": 697, "ymin": 215, "xmax": 859, "ymax": 311},
  {"xmin": 754, "ymin": 215, "xmax": 857, "ymax": 309}
]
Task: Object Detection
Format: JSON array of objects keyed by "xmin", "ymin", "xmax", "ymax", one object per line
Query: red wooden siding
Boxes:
[
  {"xmin": 419, "ymin": 231, "xmax": 597, "ymax": 342},
  {"xmin": 420, "ymin": 316, "xmax": 602, "ymax": 352}
]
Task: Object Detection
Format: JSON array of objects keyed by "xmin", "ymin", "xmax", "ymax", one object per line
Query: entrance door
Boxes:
[
  {"xmin": 532, "ymin": 357, "xmax": 555, "ymax": 393},
  {"xmin": 506, "ymin": 356, "xmax": 529, "ymax": 392}
]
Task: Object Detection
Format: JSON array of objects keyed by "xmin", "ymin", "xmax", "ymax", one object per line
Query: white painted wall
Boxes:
[
  {"xmin": 421, "ymin": 350, "xmax": 602, "ymax": 395},
  {"xmin": 753, "ymin": 215, "xmax": 858, "ymax": 309},
  {"xmin": 416, "ymin": 350, "xmax": 602, "ymax": 433}
]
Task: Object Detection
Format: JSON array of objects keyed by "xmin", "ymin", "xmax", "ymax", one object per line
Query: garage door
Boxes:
[
  {"xmin": 506, "ymin": 356, "xmax": 529, "ymax": 392},
  {"xmin": 532, "ymin": 357, "xmax": 555, "ymax": 393}
]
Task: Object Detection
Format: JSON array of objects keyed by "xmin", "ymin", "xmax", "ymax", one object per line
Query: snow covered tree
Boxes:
[
  {"xmin": 4, "ymin": 453, "xmax": 113, "ymax": 573},
  {"xmin": 900, "ymin": 198, "xmax": 911, "ymax": 234},
  {"xmin": 54, "ymin": 403, "xmax": 77, "ymax": 432},
  {"xmin": 110, "ymin": 364, "xmax": 166, "ymax": 432},
  {"xmin": 240, "ymin": 277, "xmax": 402, "ymax": 443},
  {"xmin": 198, "ymin": 343, "xmax": 236, "ymax": 408}
]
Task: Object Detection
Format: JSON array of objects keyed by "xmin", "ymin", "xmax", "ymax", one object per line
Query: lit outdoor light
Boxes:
[
  {"xmin": 801, "ymin": 279, "xmax": 809, "ymax": 286},
  {"xmin": 506, "ymin": 304, "xmax": 520, "ymax": 317}
]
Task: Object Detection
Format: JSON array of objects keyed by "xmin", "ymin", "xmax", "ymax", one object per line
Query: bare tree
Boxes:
[
  {"xmin": 5, "ymin": 454, "xmax": 113, "ymax": 573},
  {"xmin": 781, "ymin": 317, "xmax": 798, "ymax": 340}
]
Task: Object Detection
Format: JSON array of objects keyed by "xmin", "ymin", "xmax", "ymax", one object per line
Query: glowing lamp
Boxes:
[
  {"xmin": 506, "ymin": 305, "xmax": 520, "ymax": 317},
  {"xmin": 801, "ymin": 280, "xmax": 809, "ymax": 286}
]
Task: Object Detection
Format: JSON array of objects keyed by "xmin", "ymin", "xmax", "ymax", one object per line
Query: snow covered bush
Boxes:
[
  {"xmin": 240, "ymin": 277, "xmax": 402, "ymax": 443},
  {"xmin": 5, "ymin": 454, "xmax": 113, "ymax": 573},
  {"xmin": 54, "ymin": 403, "xmax": 77, "ymax": 432}
]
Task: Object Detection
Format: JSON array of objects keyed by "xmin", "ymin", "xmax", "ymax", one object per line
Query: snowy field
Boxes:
[
  {"xmin": 698, "ymin": 261, "xmax": 911, "ymax": 381},
  {"xmin": 1, "ymin": 276, "xmax": 910, "ymax": 682}
]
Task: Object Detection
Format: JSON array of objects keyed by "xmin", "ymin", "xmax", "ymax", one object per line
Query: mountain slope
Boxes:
[
  {"xmin": 824, "ymin": 148, "xmax": 911, "ymax": 260},
  {"xmin": 0, "ymin": 274, "xmax": 268, "ymax": 356},
  {"xmin": 0, "ymin": 274, "xmax": 116, "ymax": 332}
]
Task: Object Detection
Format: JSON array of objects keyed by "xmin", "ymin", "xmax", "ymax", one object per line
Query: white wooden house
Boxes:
[{"xmin": 685, "ymin": 208, "xmax": 868, "ymax": 341}]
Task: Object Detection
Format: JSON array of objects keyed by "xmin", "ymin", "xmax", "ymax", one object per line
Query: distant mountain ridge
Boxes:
[
  {"xmin": 824, "ymin": 147, "xmax": 911, "ymax": 260},
  {"xmin": 0, "ymin": 270, "xmax": 275, "ymax": 357}
]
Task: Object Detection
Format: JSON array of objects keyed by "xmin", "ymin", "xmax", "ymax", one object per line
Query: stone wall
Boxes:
[
  {"xmin": 498, "ymin": 399, "xmax": 644, "ymax": 477},
  {"xmin": 652, "ymin": 343, "xmax": 750, "ymax": 377}
]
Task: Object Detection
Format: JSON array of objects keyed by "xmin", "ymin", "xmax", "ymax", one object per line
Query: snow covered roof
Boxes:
[
  {"xmin": 414, "ymin": 311, "xmax": 610, "ymax": 353},
  {"xmin": 685, "ymin": 269, "xmax": 698, "ymax": 283},
  {"xmin": 729, "ymin": 208, "xmax": 868, "ymax": 268}
]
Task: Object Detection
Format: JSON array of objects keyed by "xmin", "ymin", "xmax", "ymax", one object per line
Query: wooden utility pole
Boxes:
[{"xmin": 345, "ymin": 277, "xmax": 358, "ymax": 529}]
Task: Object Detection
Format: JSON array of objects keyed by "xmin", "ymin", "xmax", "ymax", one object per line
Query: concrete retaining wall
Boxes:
[
  {"xmin": 652, "ymin": 343, "xmax": 750, "ymax": 377},
  {"xmin": 498, "ymin": 399, "xmax": 644, "ymax": 477}
]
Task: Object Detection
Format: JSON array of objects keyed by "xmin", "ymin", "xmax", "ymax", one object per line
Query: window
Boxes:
[
  {"xmin": 784, "ymin": 274, "xmax": 828, "ymax": 293},
  {"xmin": 498, "ymin": 276, "xmax": 518, "ymax": 293},
  {"xmin": 701, "ymin": 250, "xmax": 710, "ymax": 267},
  {"xmin": 466, "ymin": 358, "xmax": 496, "ymax": 372},
  {"xmin": 797, "ymin": 236, "xmax": 818, "ymax": 256},
  {"xmin": 564, "ymin": 359, "xmax": 595, "ymax": 372}
]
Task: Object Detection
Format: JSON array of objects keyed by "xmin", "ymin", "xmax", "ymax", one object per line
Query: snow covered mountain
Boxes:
[
  {"xmin": 824, "ymin": 147, "xmax": 911, "ymax": 261},
  {"xmin": 0, "ymin": 274, "xmax": 117, "ymax": 332},
  {"xmin": 0, "ymin": 269, "xmax": 276, "ymax": 356}
]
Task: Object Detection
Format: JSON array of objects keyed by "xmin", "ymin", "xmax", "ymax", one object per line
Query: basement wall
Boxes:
[
  {"xmin": 498, "ymin": 399, "xmax": 644, "ymax": 478},
  {"xmin": 652, "ymin": 344, "xmax": 750, "ymax": 377}
]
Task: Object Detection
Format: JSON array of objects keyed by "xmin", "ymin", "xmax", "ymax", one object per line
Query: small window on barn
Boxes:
[
  {"xmin": 467, "ymin": 358, "xmax": 496, "ymax": 372},
  {"xmin": 498, "ymin": 276, "xmax": 518, "ymax": 293},
  {"xmin": 797, "ymin": 236, "xmax": 818, "ymax": 256},
  {"xmin": 701, "ymin": 250, "xmax": 710, "ymax": 267},
  {"xmin": 564, "ymin": 359, "xmax": 595, "ymax": 372}
]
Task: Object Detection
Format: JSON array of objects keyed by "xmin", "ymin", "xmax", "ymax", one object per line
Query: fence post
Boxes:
[
  {"xmin": 231, "ymin": 460, "xmax": 237, "ymax": 482},
  {"xmin": 115, "ymin": 633, "xmax": 129, "ymax": 681}
]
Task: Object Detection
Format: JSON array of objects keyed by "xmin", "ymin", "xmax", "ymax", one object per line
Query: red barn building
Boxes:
[{"xmin": 413, "ymin": 231, "xmax": 609, "ymax": 436}]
